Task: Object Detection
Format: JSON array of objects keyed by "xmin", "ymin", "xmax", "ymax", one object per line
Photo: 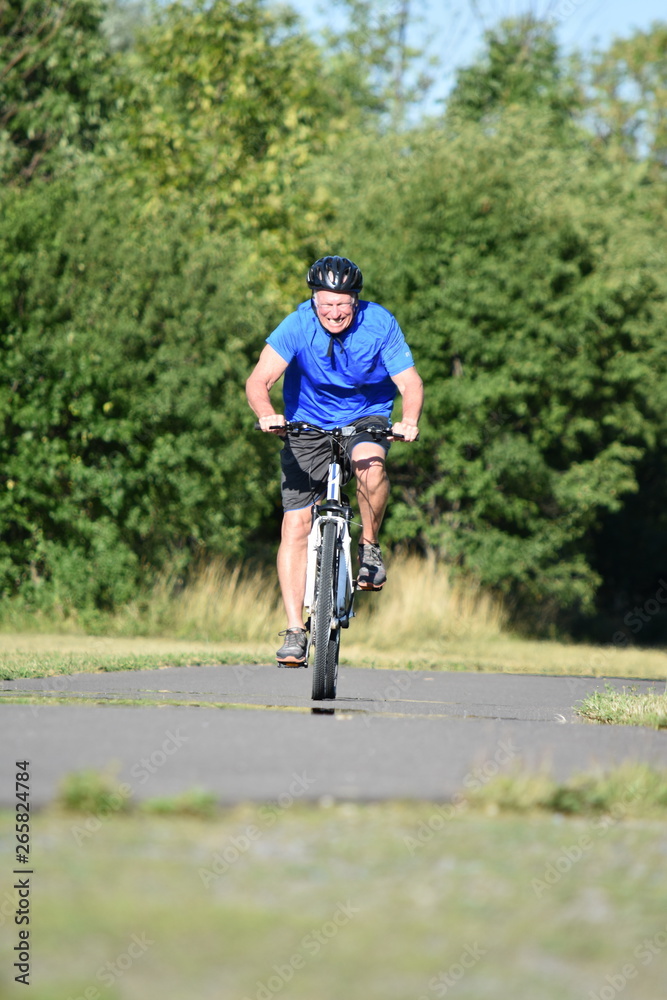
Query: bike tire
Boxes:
[
  {"xmin": 311, "ymin": 518, "xmax": 338, "ymax": 701},
  {"xmin": 325, "ymin": 628, "xmax": 340, "ymax": 700}
]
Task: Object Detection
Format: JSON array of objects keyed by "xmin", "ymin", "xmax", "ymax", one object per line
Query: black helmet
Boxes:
[{"xmin": 307, "ymin": 255, "xmax": 363, "ymax": 294}]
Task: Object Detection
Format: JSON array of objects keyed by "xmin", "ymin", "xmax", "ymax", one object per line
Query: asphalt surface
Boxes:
[{"xmin": 2, "ymin": 664, "xmax": 666, "ymax": 805}]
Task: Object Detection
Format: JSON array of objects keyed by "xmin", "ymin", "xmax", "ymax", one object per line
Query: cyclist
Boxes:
[{"xmin": 246, "ymin": 255, "xmax": 423, "ymax": 665}]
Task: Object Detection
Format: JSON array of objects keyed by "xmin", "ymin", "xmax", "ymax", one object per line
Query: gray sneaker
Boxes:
[
  {"xmin": 276, "ymin": 627, "xmax": 308, "ymax": 665},
  {"xmin": 357, "ymin": 543, "xmax": 387, "ymax": 590}
]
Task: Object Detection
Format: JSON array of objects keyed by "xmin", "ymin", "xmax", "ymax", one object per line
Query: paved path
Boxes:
[{"xmin": 2, "ymin": 666, "xmax": 666, "ymax": 805}]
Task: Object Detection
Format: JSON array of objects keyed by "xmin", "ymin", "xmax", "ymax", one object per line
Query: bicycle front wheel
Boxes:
[
  {"xmin": 311, "ymin": 517, "xmax": 338, "ymax": 701},
  {"xmin": 325, "ymin": 627, "xmax": 340, "ymax": 700}
]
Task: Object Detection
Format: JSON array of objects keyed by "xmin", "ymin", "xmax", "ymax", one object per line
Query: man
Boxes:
[{"xmin": 246, "ymin": 255, "xmax": 423, "ymax": 664}]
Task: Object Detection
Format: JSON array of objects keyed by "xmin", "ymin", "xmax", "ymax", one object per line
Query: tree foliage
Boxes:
[
  {"xmin": 0, "ymin": 181, "xmax": 284, "ymax": 608},
  {"xmin": 1, "ymin": 3, "xmax": 667, "ymax": 633},
  {"xmin": 446, "ymin": 16, "xmax": 581, "ymax": 128},
  {"xmin": 327, "ymin": 116, "xmax": 667, "ymax": 618},
  {"xmin": 102, "ymin": 0, "xmax": 364, "ymax": 239},
  {"xmin": 320, "ymin": 0, "xmax": 435, "ymax": 128},
  {"xmin": 0, "ymin": 0, "xmax": 114, "ymax": 183},
  {"xmin": 586, "ymin": 23, "xmax": 667, "ymax": 169}
]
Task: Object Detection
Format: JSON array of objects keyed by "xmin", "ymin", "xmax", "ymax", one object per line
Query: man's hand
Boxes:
[
  {"xmin": 258, "ymin": 414, "xmax": 287, "ymax": 434},
  {"xmin": 390, "ymin": 421, "xmax": 419, "ymax": 442}
]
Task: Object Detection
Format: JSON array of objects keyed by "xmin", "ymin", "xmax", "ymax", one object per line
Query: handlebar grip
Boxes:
[
  {"xmin": 254, "ymin": 420, "xmax": 291, "ymax": 432},
  {"xmin": 391, "ymin": 430, "xmax": 420, "ymax": 441}
]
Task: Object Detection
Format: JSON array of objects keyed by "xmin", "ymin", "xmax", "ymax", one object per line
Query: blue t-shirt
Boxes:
[{"xmin": 266, "ymin": 300, "xmax": 415, "ymax": 428}]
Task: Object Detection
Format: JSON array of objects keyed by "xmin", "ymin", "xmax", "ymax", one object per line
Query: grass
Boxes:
[
  {"xmin": 2, "ymin": 787, "xmax": 667, "ymax": 1000},
  {"xmin": 54, "ymin": 762, "xmax": 667, "ymax": 821},
  {"xmin": 3, "ymin": 628, "xmax": 667, "ymax": 682},
  {"xmin": 576, "ymin": 683, "xmax": 667, "ymax": 728},
  {"xmin": 57, "ymin": 767, "xmax": 223, "ymax": 819},
  {"xmin": 1, "ymin": 554, "xmax": 667, "ymax": 680},
  {"xmin": 462, "ymin": 762, "xmax": 667, "ymax": 817},
  {"xmin": 1, "ymin": 552, "xmax": 505, "ymax": 643},
  {"xmin": 0, "ymin": 640, "xmax": 268, "ymax": 682}
]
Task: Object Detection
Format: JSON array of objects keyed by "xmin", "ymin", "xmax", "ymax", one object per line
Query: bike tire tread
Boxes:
[{"xmin": 311, "ymin": 518, "xmax": 337, "ymax": 701}]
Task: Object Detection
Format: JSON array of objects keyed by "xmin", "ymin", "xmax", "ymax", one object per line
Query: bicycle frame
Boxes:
[{"xmin": 303, "ymin": 427, "xmax": 356, "ymax": 633}]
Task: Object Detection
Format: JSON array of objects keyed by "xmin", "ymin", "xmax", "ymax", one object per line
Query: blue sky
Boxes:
[{"xmin": 288, "ymin": 0, "xmax": 665, "ymax": 113}]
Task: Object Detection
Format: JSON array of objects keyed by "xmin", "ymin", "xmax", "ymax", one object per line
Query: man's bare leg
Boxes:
[
  {"xmin": 351, "ymin": 443, "xmax": 389, "ymax": 544},
  {"xmin": 277, "ymin": 507, "xmax": 312, "ymax": 629}
]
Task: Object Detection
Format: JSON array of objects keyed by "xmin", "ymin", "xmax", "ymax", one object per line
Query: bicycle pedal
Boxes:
[
  {"xmin": 276, "ymin": 659, "xmax": 308, "ymax": 668},
  {"xmin": 355, "ymin": 580, "xmax": 385, "ymax": 591}
]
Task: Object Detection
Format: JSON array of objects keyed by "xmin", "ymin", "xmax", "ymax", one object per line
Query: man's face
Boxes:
[{"xmin": 313, "ymin": 291, "xmax": 358, "ymax": 335}]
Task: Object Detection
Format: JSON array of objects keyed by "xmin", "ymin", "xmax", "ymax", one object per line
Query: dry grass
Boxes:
[
  {"xmin": 353, "ymin": 552, "xmax": 505, "ymax": 647},
  {"xmin": 2, "ymin": 554, "xmax": 667, "ymax": 678},
  {"xmin": 145, "ymin": 558, "xmax": 286, "ymax": 641},
  {"xmin": 135, "ymin": 552, "xmax": 506, "ymax": 647}
]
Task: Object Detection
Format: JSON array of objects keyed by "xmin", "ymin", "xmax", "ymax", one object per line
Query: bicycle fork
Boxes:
[{"xmin": 304, "ymin": 512, "xmax": 355, "ymax": 635}]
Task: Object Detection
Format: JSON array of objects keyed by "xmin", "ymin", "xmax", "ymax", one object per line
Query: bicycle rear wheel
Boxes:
[{"xmin": 311, "ymin": 518, "xmax": 338, "ymax": 701}]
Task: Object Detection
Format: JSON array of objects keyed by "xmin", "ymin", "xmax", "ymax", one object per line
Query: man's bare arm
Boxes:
[
  {"xmin": 246, "ymin": 345, "xmax": 290, "ymax": 431},
  {"xmin": 390, "ymin": 366, "xmax": 424, "ymax": 441}
]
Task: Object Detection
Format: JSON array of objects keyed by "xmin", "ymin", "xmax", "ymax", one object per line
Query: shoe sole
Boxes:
[
  {"xmin": 356, "ymin": 579, "xmax": 386, "ymax": 591},
  {"xmin": 276, "ymin": 658, "xmax": 307, "ymax": 668}
]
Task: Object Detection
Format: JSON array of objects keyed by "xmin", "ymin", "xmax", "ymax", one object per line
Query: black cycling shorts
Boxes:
[{"xmin": 280, "ymin": 415, "xmax": 391, "ymax": 512}]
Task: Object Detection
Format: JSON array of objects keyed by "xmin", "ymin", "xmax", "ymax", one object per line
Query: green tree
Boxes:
[
  {"xmin": 0, "ymin": 0, "xmax": 384, "ymax": 613},
  {"xmin": 0, "ymin": 180, "xmax": 284, "ymax": 610},
  {"xmin": 446, "ymin": 15, "xmax": 581, "ymax": 128},
  {"xmin": 102, "ymin": 0, "xmax": 367, "ymax": 247},
  {"xmin": 0, "ymin": 0, "xmax": 114, "ymax": 183},
  {"xmin": 586, "ymin": 23, "xmax": 667, "ymax": 169},
  {"xmin": 319, "ymin": 0, "xmax": 435, "ymax": 128},
  {"xmin": 328, "ymin": 117, "xmax": 667, "ymax": 621}
]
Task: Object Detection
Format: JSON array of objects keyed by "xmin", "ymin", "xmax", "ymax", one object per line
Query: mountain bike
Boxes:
[{"xmin": 257, "ymin": 420, "xmax": 399, "ymax": 701}]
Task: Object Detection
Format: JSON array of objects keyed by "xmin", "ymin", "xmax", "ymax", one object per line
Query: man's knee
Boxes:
[
  {"xmin": 281, "ymin": 508, "xmax": 313, "ymax": 543},
  {"xmin": 351, "ymin": 442, "xmax": 386, "ymax": 473},
  {"xmin": 352, "ymin": 455, "xmax": 387, "ymax": 487}
]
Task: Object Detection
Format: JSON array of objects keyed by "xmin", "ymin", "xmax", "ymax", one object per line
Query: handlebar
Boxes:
[{"xmin": 254, "ymin": 420, "xmax": 410, "ymax": 441}]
